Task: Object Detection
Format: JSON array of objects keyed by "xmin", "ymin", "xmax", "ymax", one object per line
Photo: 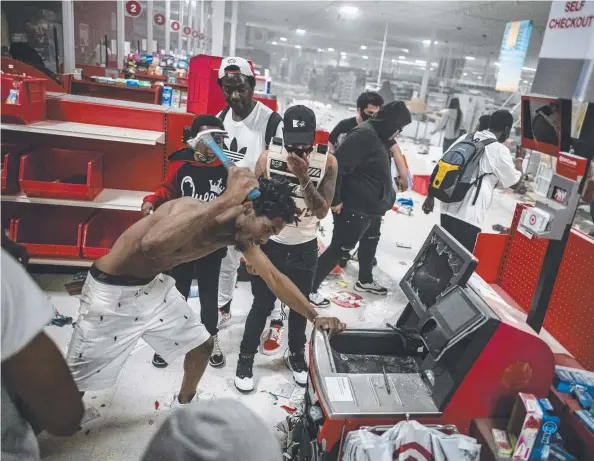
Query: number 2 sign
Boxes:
[{"xmin": 125, "ymin": 1, "xmax": 142, "ymax": 18}]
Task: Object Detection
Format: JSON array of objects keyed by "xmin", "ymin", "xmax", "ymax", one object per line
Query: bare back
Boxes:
[{"xmin": 96, "ymin": 197, "xmax": 238, "ymax": 279}]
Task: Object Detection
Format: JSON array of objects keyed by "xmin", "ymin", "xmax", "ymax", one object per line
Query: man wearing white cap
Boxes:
[{"xmin": 216, "ymin": 57, "xmax": 286, "ymax": 355}]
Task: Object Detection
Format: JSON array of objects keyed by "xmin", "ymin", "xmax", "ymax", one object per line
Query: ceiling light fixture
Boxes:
[
  {"xmin": 465, "ymin": 56, "xmax": 475, "ymax": 60},
  {"xmin": 398, "ymin": 55, "xmax": 406, "ymax": 60},
  {"xmin": 317, "ymin": 48, "xmax": 323, "ymax": 52},
  {"xmin": 522, "ymin": 66, "xmax": 536, "ymax": 72},
  {"xmin": 463, "ymin": 72, "xmax": 468, "ymax": 76},
  {"xmin": 391, "ymin": 58, "xmax": 396, "ymax": 63},
  {"xmin": 295, "ymin": 45, "xmax": 301, "ymax": 49},
  {"xmin": 271, "ymin": 41, "xmax": 277, "ymax": 45},
  {"xmin": 477, "ymin": 76, "xmax": 482, "ymax": 79},
  {"xmin": 328, "ymin": 47, "xmax": 335, "ymax": 52},
  {"xmin": 362, "ymin": 55, "xmax": 368, "ymax": 59},
  {"xmin": 340, "ymin": 51, "xmax": 347, "ymax": 55},
  {"xmin": 280, "ymin": 37, "xmax": 287, "ymax": 42},
  {"xmin": 340, "ymin": 5, "xmax": 359, "ymax": 16},
  {"xmin": 296, "ymin": 29, "xmax": 306, "ymax": 35},
  {"xmin": 401, "ymin": 48, "xmax": 409, "ymax": 53},
  {"xmin": 360, "ymin": 45, "xmax": 367, "ymax": 50},
  {"xmin": 415, "ymin": 60, "xmax": 426, "ymax": 65},
  {"xmin": 433, "ymin": 40, "xmax": 438, "ymax": 45},
  {"xmin": 493, "ymin": 62, "xmax": 501, "ymax": 67},
  {"xmin": 422, "ymin": 39, "xmax": 431, "ymax": 46}
]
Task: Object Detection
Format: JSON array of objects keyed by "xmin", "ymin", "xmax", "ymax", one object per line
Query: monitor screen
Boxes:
[
  {"xmin": 432, "ymin": 287, "xmax": 482, "ymax": 333},
  {"xmin": 400, "ymin": 225, "xmax": 478, "ymax": 316},
  {"xmin": 521, "ymin": 96, "xmax": 571, "ymax": 157}
]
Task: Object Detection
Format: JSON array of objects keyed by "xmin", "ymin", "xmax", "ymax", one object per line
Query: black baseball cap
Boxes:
[{"xmin": 283, "ymin": 105, "xmax": 316, "ymax": 146}]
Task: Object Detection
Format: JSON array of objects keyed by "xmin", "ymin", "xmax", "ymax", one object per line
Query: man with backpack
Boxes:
[
  {"xmin": 216, "ymin": 57, "xmax": 285, "ymax": 353},
  {"xmin": 422, "ymin": 110, "xmax": 522, "ymax": 252}
]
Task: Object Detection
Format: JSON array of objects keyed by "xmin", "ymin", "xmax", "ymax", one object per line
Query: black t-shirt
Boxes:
[
  {"xmin": 330, "ymin": 116, "xmax": 397, "ymax": 152},
  {"xmin": 329, "ymin": 117, "xmax": 358, "ymax": 150}
]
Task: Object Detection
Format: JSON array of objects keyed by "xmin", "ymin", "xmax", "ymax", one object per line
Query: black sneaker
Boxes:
[
  {"xmin": 355, "ymin": 280, "xmax": 388, "ymax": 295},
  {"xmin": 285, "ymin": 350, "xmax": 308, "ymax": 386},
  {"xmin": 309, "ymin": 291, "xmax": 330, "ymax": 308},
  {"xmin": 234, "ymin": 353, "xmax": 255, "ymax": 392},
  {"xmin": 209, "ymin": 335, "xmax": 225, "ymax": 368},
  {"xmin": 152, "ymin": 353, "xmax": 168, "ymax": 368}
]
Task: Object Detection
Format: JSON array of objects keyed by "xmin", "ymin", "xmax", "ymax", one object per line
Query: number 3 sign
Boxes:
[{"xmin": 125, "ymin": 1, "xmax": 142, "ymax": 18}]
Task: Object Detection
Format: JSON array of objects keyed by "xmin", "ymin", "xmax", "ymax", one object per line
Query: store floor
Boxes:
[{"xmin": 32, "ymin": 115, "xmax": 547, "ymax": 460}]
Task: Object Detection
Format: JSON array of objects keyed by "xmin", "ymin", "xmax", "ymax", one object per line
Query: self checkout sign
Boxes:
[
  {"xmin": 125, "ymin": 1, "xmax": 142, "ymax": 18},
  {"xmin": 170, "ymin": 20, "xmax": 181, "ymax": 32},
  {"xmin": 183, "ymin": 26, "xmax": 192, "ymax": 36}
]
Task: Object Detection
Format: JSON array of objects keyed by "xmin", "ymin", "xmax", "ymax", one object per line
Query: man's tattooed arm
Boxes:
[{"xmin": 301, "ymin": 154, "xmax": 338, "ymax": 219}]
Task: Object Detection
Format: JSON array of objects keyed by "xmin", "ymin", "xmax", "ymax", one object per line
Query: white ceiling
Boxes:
[{"xmin": 237, "ymin": 1, "xmax": 552, "ymax": 64}]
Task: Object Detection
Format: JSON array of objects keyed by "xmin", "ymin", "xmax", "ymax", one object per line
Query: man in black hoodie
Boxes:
[{"xmin": 310, "ymin": 101, "xmax": 412, "ymax": 297}]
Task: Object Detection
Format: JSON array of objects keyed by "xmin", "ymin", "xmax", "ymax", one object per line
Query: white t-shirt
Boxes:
[
  {"xmin": 441, "ymin": 130, "xmax": 521, "ymax": 228},
  {"xmin": 218, "ymin": 101, "xmax": 283, "ymax": 171},
  {"xmin": 1, "ymin": 250, "xmax": 53, "ymax": 461}
]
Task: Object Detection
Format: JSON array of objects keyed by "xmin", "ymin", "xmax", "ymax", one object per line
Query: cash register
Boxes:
[{"xmin": 299, "ymin": 225, "xmax": 555, "ymax": 460}]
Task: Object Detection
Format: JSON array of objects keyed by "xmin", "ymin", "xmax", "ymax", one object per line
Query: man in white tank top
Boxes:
[{"xmin": 234, "ymin": 106, "xmax": 338, "ymax": 391}]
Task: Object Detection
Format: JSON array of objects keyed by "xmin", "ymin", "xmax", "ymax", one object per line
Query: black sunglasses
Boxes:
[{"xmin": 286, "ymin": 145, "xmax": 314, "ymax": 157}]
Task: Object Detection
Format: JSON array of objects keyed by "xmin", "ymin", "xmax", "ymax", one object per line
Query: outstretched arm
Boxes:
[{"xmin": 243, "ymin": 245, "xmax": 346, "ymax": 332}]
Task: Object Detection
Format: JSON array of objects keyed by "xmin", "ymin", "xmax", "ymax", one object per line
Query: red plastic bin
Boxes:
[
  {"xmin": 11, "ymin": 206, "xmax": 95, "ymax": 258},
  {"xmin": 82, "ymin": 209, "xmax": 141, "ymax": 259},
  {"xmin": 19, "ymin": 148, "xmax": 103, "ymax": 201},
  {"xmin": 1, "ymin": 143, "xmax": 31, "ymax": 193},
  {"xmin": 1, "ymin": 76, "xmax": 47, "ymax": 124}
]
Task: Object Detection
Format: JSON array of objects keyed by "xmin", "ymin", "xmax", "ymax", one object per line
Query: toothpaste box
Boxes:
[
  {"xmin": 530, "ymin": 398, "xmax": 560, "ymax": 461},
  {"xmin": 575, "ymin": 409, "xmax": 594, "ymax": 433},
  {"xmin": 508, "ymin": 393, "xmax": 543, "ymax": 460},
  {"xmin": 546, "ymin": 444, "xmax": 578, "ymax": 461},
  {"xmin": 554, "ymin": 365, "xmax": 594, "ymax": 394}
]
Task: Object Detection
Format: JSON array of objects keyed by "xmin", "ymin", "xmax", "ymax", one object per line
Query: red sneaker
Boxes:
[{"xmin": 261, "ymin": 319, "xmax": 285, "ymax": 356}]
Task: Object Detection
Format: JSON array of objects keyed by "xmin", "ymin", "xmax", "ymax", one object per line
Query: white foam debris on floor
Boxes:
[{"xmin": 34, "ymin": 101, "xmax": 528, "ymax": 461}]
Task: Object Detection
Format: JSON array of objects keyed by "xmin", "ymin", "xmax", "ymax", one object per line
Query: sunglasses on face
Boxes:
[{"xmin": 286, "ymin": 145, "xmax": 314, "ymax": 157}]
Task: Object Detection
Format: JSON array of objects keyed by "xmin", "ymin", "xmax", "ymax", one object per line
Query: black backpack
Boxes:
[
  {"xmin": 218, "ymin": 106, "xmax": 282, "ymax": 150},
  {"xmin": 428, "ymin": 133, "xmax": 496, "ymax": 204}
]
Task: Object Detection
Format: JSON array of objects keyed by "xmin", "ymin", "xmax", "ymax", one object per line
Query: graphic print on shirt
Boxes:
[
  {"xmin": 222, "ymin": 137, "xmax": 248, "ymax": 163},
  {"xmin": 180, "ymin": 174, "xmax": 226, "ymax": 202}
]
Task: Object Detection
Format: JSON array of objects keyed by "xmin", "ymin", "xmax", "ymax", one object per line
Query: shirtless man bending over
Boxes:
[{"xmin": 66, "ymin": 168, "xmax": 345, "ymax": 406}]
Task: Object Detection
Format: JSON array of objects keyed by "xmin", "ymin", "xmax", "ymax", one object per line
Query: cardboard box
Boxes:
[
  {"xmin": 532, "ymin": 399, "xmax": 560, "ymax": 460},
  {"xmin": 508, "ymin": 393, "xmax": 543, "ymax": 460},
  {"xmin": 554, "ymin": 366, "xmax": 594, "ymax": 394}
]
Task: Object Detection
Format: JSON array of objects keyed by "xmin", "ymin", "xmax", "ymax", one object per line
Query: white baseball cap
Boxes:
[{"xmin": 218, "ymin": 56, "xmax": 255, "ymax": 80}]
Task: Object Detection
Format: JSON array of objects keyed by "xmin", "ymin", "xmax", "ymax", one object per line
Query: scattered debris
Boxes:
[
  {"xmin": 64, "ymin": 271, "xmax": 89, "ymax": 296},
  {"xmin": 91, "ymin": 396, "xmax": 97, "ymax": 400},
  {"xmin": 85, "ymin": 429, "xmax": 90, "ymax": 436},
  {"xmin": 100, "ymin": 404, "xmax": 105, "ymax": 408},
  {"xmin": 336, "ymin": 280, "xmax": 348, "ymax": 288},
  {"xmin": 280, "ymin": 405, "xmax": 296, "ymax": 414},
  {"xmin": 492, "ymin": 224, "xmax": 510, "ymax": 234},
  {"xmin": 399, "ymin": 261, "xmax": 408, "ymax": 266},
  {"xmin": 261, "ymin": 390, "xmax": 279, "ymax": 401},
  {"xmin": 148, "ymin": 419, "xmax": 154, "ymax": 425},
  {"xmin": 330, "ymin": 291, "xmax": 364, "ymax": 308},
  {"xmin": 154, "ymin": 400, "xmax": 160, "ymax": 410},
  {"xmin": 396, "ymin": 242, "xmax": 413, "ymax": 249},
  {"xmin": 274, "ymin": 381, "xmax": 295, "ymax": 399},
  {"xmin": 81, "ymin": 406, "xmax": 101, "ymax": 424}
]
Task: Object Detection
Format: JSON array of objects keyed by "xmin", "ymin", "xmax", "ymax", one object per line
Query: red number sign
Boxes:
[
  {"xmin": 192, "ymin": 30, "xmax": 199, "ymax": 38},
  {"xmin": 154, "ymin": 13, "xmax": 165, "ymax": 26},
  {"xmin": 170, "ymin": 20, "xmax": 180, "ymax": 32},
  {"xmin": 183, "ymin": 26, "xmax": 191, "ymax": 35},
  {"xmin": 125, "ymin": 0, "xmax": 142, "ymax": 17}
]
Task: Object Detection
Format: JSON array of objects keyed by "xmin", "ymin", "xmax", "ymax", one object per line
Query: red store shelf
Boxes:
[
  {"xmin": 82, "ymin": 209, "xmax": 141, "ymax": 259},
  {"xmin": 19, "ymin": 147, "xmax": 103, "ymax": 201}
]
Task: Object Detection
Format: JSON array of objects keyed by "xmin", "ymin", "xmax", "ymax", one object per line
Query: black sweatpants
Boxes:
[
  {"xmin": 313, "ymin": 210, "xmax": 382, "ymax": 291},
  {"xmin": 240, "ymin": 238, "xmax": 318, "ymax": 355},
  {"xmin": 168, "ymin": 250, "xmax": 225, "ymax": 337},
  {"xmin": 440, "ymin": 214, "xmax": 481, "ymax": 254}
]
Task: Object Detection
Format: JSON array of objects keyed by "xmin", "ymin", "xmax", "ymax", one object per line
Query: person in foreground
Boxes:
[
  {"xmin": 142, "ymin": 114, "xmax": 230, "ymax": 369},
  {"xmin": 66, "ymin": 167, "xmax": 345, "ymax": 407},
  {"xmin": 141, "ymin": 398, "xmax": 280, "ymax": 461},
  {"xmin": 235, "ymin": 105, "xmax": 338, "ymax": 391},
  {"xmin": 2, "ymin": 249, "xmax": 84, "ymax": 461}
]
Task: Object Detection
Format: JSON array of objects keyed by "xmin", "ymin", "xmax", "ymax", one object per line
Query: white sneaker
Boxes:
[
  {"xmin": 209, "ymin": 335, "xmax": 225, "ymax": 368},
  {"xmin": 285, "ymin": 351, "xmax": 308, "ymax": 387},
  {"xmin": 218, "ymin": 309, "xmax": 232, "ymax": 328},
  {"xmin": 355, "ymin": 280, "xmax": 388, "ymax": 295},
  {"xmin": 234, "ymin": 353, "xmax": 255, "ymax": 392},
  {"xmin": 261, "ymin": 319, "xmax": 285, "ymax": 356},
  {"xmin": 309, "ymin": 291, "xmax": 330, "ymax": 308}
]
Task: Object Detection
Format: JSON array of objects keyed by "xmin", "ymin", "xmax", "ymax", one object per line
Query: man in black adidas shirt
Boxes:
[{"xmin": 142, "ymin": 115, "xmax": 229, "ymax": 369}]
